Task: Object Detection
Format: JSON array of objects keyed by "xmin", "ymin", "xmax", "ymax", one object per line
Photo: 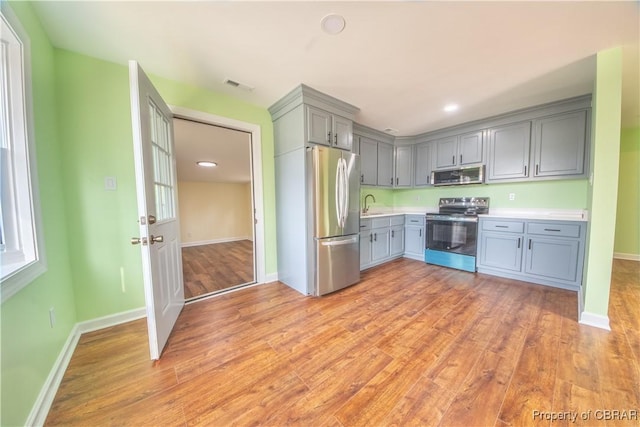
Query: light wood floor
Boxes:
[
  {"xmin": 45, "ymin": 259, "xmax": 639, "ymax": 426},
  {"xmin": 182, "ymin": 240, "xmax": 254, "ymax": 299}
]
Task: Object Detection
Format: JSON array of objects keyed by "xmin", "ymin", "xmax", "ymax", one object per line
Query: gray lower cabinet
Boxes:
[
  {"xmin": 477, "ymin": 218, "xmax": 586, "ymax": 290},
  {"xmin": 403, "ymin": 214, "xmax": 425, "ymax": 260},
  {"xmin": 390, "ymin": 225, "xmax": 405, "ymax": 256},
  {"xmin": 360, "ymin": 215, "xmax": 405, "ymax": 270}
]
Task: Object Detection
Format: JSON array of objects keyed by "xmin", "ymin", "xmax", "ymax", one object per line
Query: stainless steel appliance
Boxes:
[
  {"xmin": 432, "ymin": 165, "xmax": 484, "ymax": 186},
  {"xmin": 425, "ymin": 197, "xmax": 489, "ymax": 272},
  {"xmin": 307, "ymin": 146, "xmax": 360, "ymax": 295}
]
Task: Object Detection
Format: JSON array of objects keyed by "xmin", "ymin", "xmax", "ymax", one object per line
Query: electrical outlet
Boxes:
[
  {"xmin": 508, "ymin": 193, "xmax": 516, "ymax": 201},
  {"xmin": 49, "ymin": 307, "xmax": 56, "ymax": 328}
]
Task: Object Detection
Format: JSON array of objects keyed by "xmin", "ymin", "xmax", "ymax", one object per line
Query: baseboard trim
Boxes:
[
  {"xmin": 77, "ymin": 307, "xmax": 147, "ymax": 334},
  {"xmin": 26, "ymin": 324, "xmax": 80, "ymax": 427},
  {"xmin": 579, "ymin": 311, "xmax": 611, "ymax": 331},
  {"xmin": 181, "ymin": 237, "xmax": 252, "ymax": 248},
  {"xmin": 265, "ymin": 272, "xmax": 278, "ymax": 283},
  {"xmin": 613, "ymin": 252, "xmax": 640, "ymax": 261},
  {"xmin": 27, "ymin": 307, "xmax": 146, "ymax": 426}
]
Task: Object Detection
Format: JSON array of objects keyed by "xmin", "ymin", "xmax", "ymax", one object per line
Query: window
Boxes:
[{"xmin": 1, "ymin": 5, "xmax": 46, "ymax": 302}]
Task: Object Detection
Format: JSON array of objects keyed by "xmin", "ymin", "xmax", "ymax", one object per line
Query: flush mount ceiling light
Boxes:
[
  {"xmin": 197, "ymin": 161, "xmax": 217, "ymax": 168},
  {"xmin": 444, "ymin": 104, "xmax": 459, "ymax": 112},
  {"xmin": 321, "ymin": 13, "xmax": 346, "ymax": 35},
  {"xmin": 384, "ymin": 127, "xmax": 399, "ymax": 134}
]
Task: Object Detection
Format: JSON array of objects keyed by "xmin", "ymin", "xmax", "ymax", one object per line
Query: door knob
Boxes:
[
  {"xmin": 131, "ymin": 237, "xmax": 148, "ymax": 245},
  {"xmin": 150, "ymin": 235, "xmax": 164, "ymax": 244}
]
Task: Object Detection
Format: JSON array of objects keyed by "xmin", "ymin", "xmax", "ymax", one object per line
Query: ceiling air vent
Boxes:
[{"xmin": 223, "ymin": 78, "xmax": 254, "ymax": 92}]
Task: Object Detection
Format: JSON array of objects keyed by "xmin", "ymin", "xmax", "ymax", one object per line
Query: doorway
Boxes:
[{"xmin": 171, "ymin": 108, "xmax": 265, "ymax": 301}]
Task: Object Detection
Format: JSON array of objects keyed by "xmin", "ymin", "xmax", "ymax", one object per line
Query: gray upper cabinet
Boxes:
[
  {"xmin": 532, "ymin": 110, "xmax": 587, "ymax": 178},
  {"xmin": 487, "ymin": 121, "xmax": 532, "ymax": 181},
  {"xmin": 434, "ymin": 136, "xmax": 458, "ymax": 169},
  {"xmin": 359, "ymin": 136, "xmax": 378, "ymax": 185},
  {"xmin": 377, "ymin": 142, "xmax": 394, "ymax": 187},
  {"xmin": 306, "ymin": 105, "xmax": 353, "ymax": 151},
  {"xmin": 394, "ymin": 145, "xmax": 413, "ymax": 187},
  {"xmin": 459, "ymin": 131, "xmax": 484, "ymax": 165},
  {"xmin": 414, "ymin": 141, "xmax": 435, "ymax": 186},
  {"xmin": 434, "ymin": 131, "xmax": 483, "ymax": 170}
]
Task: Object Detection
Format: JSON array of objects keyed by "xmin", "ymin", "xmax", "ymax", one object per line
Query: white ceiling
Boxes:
[
  {"xmin": 174, "ymin": 118, "xmax": 251, "ymax": 183},
  {"xmin": 32, "ymin": 1, "xmax": 639, "ymax": 136}
]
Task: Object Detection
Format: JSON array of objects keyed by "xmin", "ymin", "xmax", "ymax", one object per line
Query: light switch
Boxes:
[{"xmin": 104, "ymin": 176, "xmax": 117, "ymax": 191}]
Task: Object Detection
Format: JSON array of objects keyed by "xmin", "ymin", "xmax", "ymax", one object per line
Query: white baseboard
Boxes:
[
  {"xmin": 265, "ymin": 272, "xmax": 278, "ymax": 283},
  {"xmin": 27, "ymin": 307, "xmax": 146, "ymax": 426},
  {"xmin": 77, "ymin": 307, "xmax": 146, "ymax": 334},
  {"xmin": 181, "ymin": 237, "xmax": 252, "ymax": 248},
  {"xmin": 579, "ymin": 311, "xmax": 611, "ymax": 331},
  {"xmin": 26, "ymin": 324, "xmax": 80, "ymax": 427},
  {"xmin": 613, "ymin": 252, "xmax": 640, "ymax": 262}
]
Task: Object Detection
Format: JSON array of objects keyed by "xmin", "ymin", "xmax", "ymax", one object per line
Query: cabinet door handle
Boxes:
[
  {"xmin": 427, "ymin": 175, "xmax": 430, "ymax": 184},
  {"xmin": 419, "ymin": 229, "xmax": 422, "ymax": 237},
  {"xmin": 370, "ymin": 234, "xmax": 373, "ymax": 243},
  {"xmin": 544, "ymin": 228, "xmax": 561, "ymax": 232},
  {"xmin": 396, "ymin": 177, "xmax": 399, "ymax": 185},
  {"xmin": 460, "ymin": 154, "xmax": 463, "ymax": 164},
  {"xmin": 334, "ymin": 133, "xmax": 338, "ymax": 144},
  {"xmin": 524, "ymin": 165, "xmax": 528, "ymax": 176},
  {"xmin": 535, "ymin": 164, "xmax": 539, "ymax": 175},
  {"xmin": 390, "ymin": 178, "xmax": 393, "ymax": 185},
  {"xmin": 327, "ymin": 132, "xmax": 331, "ymax": 143},
  {"xmin": 392, "ymin": 230, "xmax": 395, "ymax": 238},
  {"xmin": 495, "ymin": 225, "xmax": 508, "ymax": 228},
  {"xmin": 517, "ymin": 237, "xmax": 521, "ymax": 248},
  {"xmin": 361, "ymin": 174, "xmax": 364, "ymax": 183},
  {"xmin": 374, "ymin": 233, "xmax": 377, "ymax": 242},
  {"xmin": 528, "ymin": 239, "xmax": 532, "ymax": 250},
  {"xmin": 452, "ymin": 155, "xmax": 455, "ymax": 165}
]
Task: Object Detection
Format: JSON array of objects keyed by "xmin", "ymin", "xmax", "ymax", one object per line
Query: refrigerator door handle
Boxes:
[
  {"xmin": 341, "ymin": 158, "xmax": 349, "ymax": 228},
  {"xmin": 335, "ymin": 159, "xmax": 344, "ymax": 228},
  {"xmin": 321, "ymin": 236, "xmax": 358, "ymax": 246}
]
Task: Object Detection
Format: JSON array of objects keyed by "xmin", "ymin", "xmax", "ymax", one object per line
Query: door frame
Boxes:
[{"xmin": 170, "ymin": 105, "xmax": 266, "ymax": 285}]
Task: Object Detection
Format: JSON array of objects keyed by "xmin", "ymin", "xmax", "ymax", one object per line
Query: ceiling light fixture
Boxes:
[
  {"xmin": 321, "ymin": 13, "xmax": 346, "ymax": 35},
  {"xmin": 444, "ymin": 104, "xmax": 459, "ymax": 112},
  {"xmin": 197, "ymin": 161, "xmax": 217, "ymax": 168}
]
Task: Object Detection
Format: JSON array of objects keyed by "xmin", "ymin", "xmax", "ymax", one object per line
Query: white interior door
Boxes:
[{"xmin": 129, "ymin": 61, "xmax": 184, "ymax": 360}]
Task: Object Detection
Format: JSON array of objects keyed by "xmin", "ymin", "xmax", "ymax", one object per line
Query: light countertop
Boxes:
[{"xmin": 361, "ymin": 208, "xmax": 589, "ymax": 222}]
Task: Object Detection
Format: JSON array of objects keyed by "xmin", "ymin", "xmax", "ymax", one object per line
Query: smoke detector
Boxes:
[{"xmin": 223, "ymin": 78, "xmax": 254, "ymax": 92}]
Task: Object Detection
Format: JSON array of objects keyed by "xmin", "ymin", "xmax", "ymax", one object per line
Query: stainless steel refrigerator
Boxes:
[{"xmin": 307, "ymin": 146, "xmax": 360, "ymax": 296}]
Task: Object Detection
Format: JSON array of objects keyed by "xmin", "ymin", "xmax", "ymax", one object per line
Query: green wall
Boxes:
[
  {"xmin": 392, "ymin": 179, "xmax": 588, "ymax": 209},
  {"xmin": 614, "ymin": 126, "xmax": 640, "ymax": 256},
  {"xmin": 54, "ymin": 50, "xmax": 277, "ymax": 321},
  {"xmin": 1, "ymin": 3, "xmax": 77, "ymax": 426},
  {"xmin": 583, "ymin": 47, "xmax": 623, "ymax": 318}
]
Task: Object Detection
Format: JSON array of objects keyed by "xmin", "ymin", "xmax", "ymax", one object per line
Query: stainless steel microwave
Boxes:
[{"xmin": 431, "ymin": 165, "xmax": 484, "ymax": 186}]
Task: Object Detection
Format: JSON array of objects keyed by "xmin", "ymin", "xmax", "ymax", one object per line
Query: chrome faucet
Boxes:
[{"xmin": 363, "ymin": 194, "xmax": 376, "ymax": 214}]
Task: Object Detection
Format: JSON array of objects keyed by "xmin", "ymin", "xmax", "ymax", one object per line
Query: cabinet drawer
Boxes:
[
  {"xmin": 360, "ymin": 218, "xmax": 371, "ymax": 231},
  {"xmin": 405, "ymin": 215, "xmax": 426, "ymax": 226},
  {"xmin": 371, "ymin": 217, "xmax": 391, "ymax": 229},
  {"xmin": 527, "ymin": 222, "xmax": 581, "ymax": 238},
  {"xmin": 390, "ymin": 215, "xmax": 405, "ymax": 226},
  {"xmin": 481, "ymin": 220, "xmax": 524, "ymax": 233}
]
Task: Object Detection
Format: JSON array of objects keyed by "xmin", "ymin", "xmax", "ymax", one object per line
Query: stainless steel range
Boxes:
[{"xmin": 425, "ymin": 197, "xmax": 489, "ymax": 272}]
